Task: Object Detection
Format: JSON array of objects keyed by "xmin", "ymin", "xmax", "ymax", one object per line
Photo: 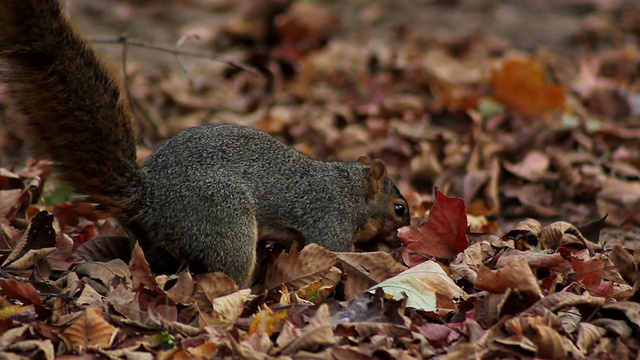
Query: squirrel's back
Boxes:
[{"xmin": 142, "ymin": 123, "xmax": 378, "ymax": 253}]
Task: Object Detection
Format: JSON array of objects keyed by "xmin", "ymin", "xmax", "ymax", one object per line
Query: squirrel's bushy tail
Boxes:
[{"xmin": 0, "ymin": 0, "xmax": 144, "ymax": 215}]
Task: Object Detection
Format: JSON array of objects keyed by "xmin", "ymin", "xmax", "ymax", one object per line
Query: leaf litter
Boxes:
[{"xmin": 1, "ymin": 0, "xmax": 640, "ymax": 358}]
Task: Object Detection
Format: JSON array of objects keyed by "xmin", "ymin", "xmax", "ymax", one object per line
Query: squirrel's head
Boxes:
[{"xmin": 353, "ymin": 156, "xmax": 410, "ymax": 249}]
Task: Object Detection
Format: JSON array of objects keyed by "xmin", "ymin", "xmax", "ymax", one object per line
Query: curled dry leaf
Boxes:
[
  {"xmin": 532, "ymin": 324, "xmax": 570, "ymax": 360},
  {"xmin": 608, "ymin": 244, "xmax": 638, "ymax": 285},
  {"xmin": 590, "ymin": 318, "xmax": 633, "ymax": 338},
  {"xmin": 495, "ymin": 249, "xmax": 572, "ymax": 275},
  {"xmin": 161, "ymin": 270, "xmax": 195, "ymax": 305},
  {"xmin": 3, "ymin": 247, "xmax": 57, "ymax": 271},
  {"xmin": 601, "ymin": 302, "xmax": 640, "ymax": 329},
  {"xmin": 2, "ymin": 210, "xmax": 56, "ymax": 269},
  {"xmin": 541, "ymin": 221, "xmax": 601, "ymax": 253},
  {"xmin": 105, "ymin": 283, "xmax": 143, "ymax": 324},
  {"xmin": 449, "ymin": 240, "xmax": 496, "ymax": 283},
  {"xmin": 264, "ymin": 243, "xmax": 338, "ymax": 291},
  {"xmin": 59, "ymin": 307, "xmax": 117, "ymax": 351},
  {"xmin": 337, "ymin": 251, "xmax": 407, "ymax": 300},
  {"xmin": 6, "ymin": 339, "xmax": 54, "ymax": 360},
  {"xmin": 199, "ymin": 289, "xmax": 251, "ymax": 329},
  {"xmin": 279, "ymin": 304, "xmax": 335, "ymax": 355},
  {"xmin": 295, "ymin": 266, "xmax": 342, "ymax": 303},
  {"xmin": 192, "ymin": 272, "xmax": 239, "ymax": 308},
  {"xmin": 522, "ymin": 291, "xmax": 605, "ymax": 317},
  {"xmin": 501, "ymin": 218, "xmax": 542, "ymax": 245},
  {"xmin": 475, "ymin": 258, "xmax": 542, "ymax": 297},
  {"xmin": 576, "ymin": 322, "xmax": 607, "ymax": 355},
  {"xmin": 275, "ymin": 321, "xmax": 302, "ymax": 350}
]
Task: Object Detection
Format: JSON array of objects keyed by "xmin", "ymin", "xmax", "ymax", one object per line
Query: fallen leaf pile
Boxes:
[{"xmin": 1, "ymin": 0, "xmax": 640, "ymax": 358}]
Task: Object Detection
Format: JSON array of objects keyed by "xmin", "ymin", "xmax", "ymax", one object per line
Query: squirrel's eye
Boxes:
[{"xmin": 394, "ymin": 203, "xmax": 406, "ymax": 217}]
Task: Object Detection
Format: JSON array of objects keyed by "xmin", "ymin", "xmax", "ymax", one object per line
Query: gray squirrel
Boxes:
[{"xmin": 0, "ymin": 0, "xmax": 410, "ymax": 285}]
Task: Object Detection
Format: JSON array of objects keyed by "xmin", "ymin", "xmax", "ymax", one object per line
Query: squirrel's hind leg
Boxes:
[
  {"xmin": 142, "ymin": 179, "xmax": 258, "ymax": 287},
  {"xmin": 180, "ymin": 183, "xmax": 258, "ymax": 287}
]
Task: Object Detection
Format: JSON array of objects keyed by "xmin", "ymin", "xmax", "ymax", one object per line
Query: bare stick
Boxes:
[{"xmin": 91, "ymin": 35, "xmax": 263, "ymax": 76}]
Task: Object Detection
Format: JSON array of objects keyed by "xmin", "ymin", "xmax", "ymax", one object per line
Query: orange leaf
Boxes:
[
  {"xmin": 248, "ymin": 306, "xmax": 290, "ymax": 337},
  {"xmin": 59, "ymin": 307, "xmax": 117, "ymax": 351},
  {"xmin": 491, "ymin": 58, "xmax": 565, "ymax": 116}
]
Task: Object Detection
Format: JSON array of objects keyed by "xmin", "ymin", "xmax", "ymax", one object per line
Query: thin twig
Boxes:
[
  {"xmin": 174, "ymin": 32, "xmax": 201, "ymax": 89},
  {"xmin": 91, "ymin": 35, "xmax": 263, "ymax": 76}
]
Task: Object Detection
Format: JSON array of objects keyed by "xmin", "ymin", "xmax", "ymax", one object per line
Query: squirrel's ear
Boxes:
[
  {"xmin": 365, "ymin": 159, "xmax": 387, "ymax": 199},
  {"xmin": 357, "ymin": 155, "xmax": 372, "ymax": 165}
]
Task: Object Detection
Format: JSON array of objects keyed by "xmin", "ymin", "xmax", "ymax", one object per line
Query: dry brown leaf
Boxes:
[
  {"xmin": 199, "ymin": 289, "xmax": 251, "ymax": 329},
  {"xmin": 503, "ymin": 150, "xmax": 551, "ymax": 182},
  {"xmin": 576, "ymin": 322, "xmax": 606, "ymax": 354},
  {"xmin": 449, "ymin": 240, "xmax": 496, "ymax": 283},
  {"xmin": 0, "ymin": 168, "xmax": 23, "ymax": 219},
  {"xmin": 502, "ymin": 184, "xmax": 561, "ymax": 218},
  {"xmin": 3, "ymin": 247, "xmax": 57, "ymax": 270},
  {"xmin": 160, "ymin": 270, "xmax": 195, "ymax": 305},
  {"xmin": 76, "ymin": 284, "xmax": 103, "ymax": 307},
  {"xmin": 6, "ymin": 339, "xmax": 55, "ymax": 360},
  {"xmin": 540, "ymin": 221, "xmax": 597, "ymax": 253},
  {"xmin": 495, "ymin": 249, "xmax": 572, "ymax": 275},
  {"xmin": 192, "ymin": 272, "xmax": 239, "ymax": 308},
  {"xmin": 532, "ymin": 324, "xmax": 567, "ymax": 360},
  {"xmin": 2, "ymin": 210, "xmax": 56, "ymax": 269},
  {"xmin": 601, "ymin": 302, "xmax": 640, "ymax": 329},
  {"xmin": 186, "ymin": 342, "xmax": 219, "ymax": 359},
  {"xmin": 610, "ymin": 245, "xmax": 640, "ymax": 285},
  {"xmin": 295, "ymin": 267, "xmax": 342, "ymax": 303},
  {"xmin": 59, "ymin": 307, "xmax": 117, "ymax": 351},
  {"xmin": 264, "ymin": 243, "xmax": 337, "ymax": 291},
  {"xmin": 129, "ymin": 242, "xmax": 158, "ymax": 292},
  {"xmin": 505, "ymin": 220, "xmax": 541, "ymax": 245},
  {"xmin": 476, "ymin": 258, "xmax": 542, "ymax": 296},
  {"xmin": 590, "ymin": 318, "xmax": 633, "ymax": 338},
  {"xmin": 331, "ymin": 346, "xmax": 374, "ymax": 360},
  {"xmin": 597, "ymin": 177, "xmax": 640, "ymax": 226},
  {"xmin": 336, "ymin": 322, "xmax": 411, "ymax": 340},
  {"xmin": 75, "ymin": 259, "xmax": 131, "ymax": 288},
  {"xmin": 410, "ymin": 141, "xmax": 443, "ymax": 184},
  {"xmin": 0, "ymin": 324, "xmax": 29, "ymax": 348},
  {"xmin": 105, "ymin": 283, "xmax": 144, "ymax": 323},
  {"xmin": 279, "ymin": 304, "xmax": 335, "ymax": 355},
  {"xmin": 73, "ymin": 236, "xmax": 133, "ymax": 263},
  {"xmin": 337, "ymin": 251, "xmax": 407, "ymax": 300}
]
